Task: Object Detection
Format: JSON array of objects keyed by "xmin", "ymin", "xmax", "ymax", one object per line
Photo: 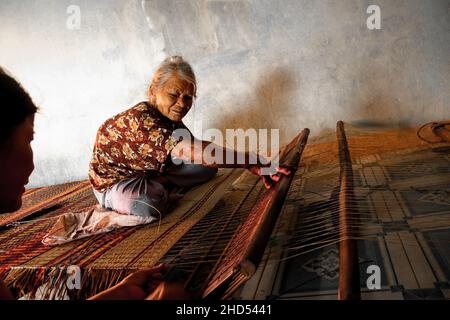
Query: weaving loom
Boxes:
[
  {"xmin": 0, "ymin": 129, "xmax": 309, "ymax": 300},
  {"xmin": 240, "ymin": 123, "xmax": 450, "ymax": 300},
  {"xmin": 1, "ymin": 123, "xmax": 449, "ymax": 300}
]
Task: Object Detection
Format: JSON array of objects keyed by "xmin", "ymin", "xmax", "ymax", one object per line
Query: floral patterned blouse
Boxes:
[{"xmin": 89, "ymin": 101, "xmax": 186, "ymax": 192}]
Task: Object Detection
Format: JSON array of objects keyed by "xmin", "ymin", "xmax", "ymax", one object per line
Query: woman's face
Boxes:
[
  {"xmin": 0, "ymin": 115, "xmax": 35, "ymax": 213},
  {"xmin": 153, "ymin": 73, "xmax": 194, "ymax": 122}
]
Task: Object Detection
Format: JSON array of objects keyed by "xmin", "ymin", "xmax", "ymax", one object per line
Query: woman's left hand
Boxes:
[{"xmin": 247, "ymin": 165, "xmax": 291, "ymax": 189}]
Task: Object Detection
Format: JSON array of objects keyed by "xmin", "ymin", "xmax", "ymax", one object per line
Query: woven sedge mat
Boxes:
[
  {"xmin": 0, "ymin": 168, "xmax": 244, "ymax": 299},
  {"xmin": 0, "ymin": 181, "xmax": 92, "ymax": 228},
  {"xmin": 301, "ymin": 125, "xmax": 443, "ymax": 166}
]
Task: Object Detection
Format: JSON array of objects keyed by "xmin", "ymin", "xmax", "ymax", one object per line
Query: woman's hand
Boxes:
[
  {"xmin": 89, "ymin": 264, "xmax": 169, "ymax": 300},
  {"xmin": 247, "ymin": 165, "xmax": 291, "ymax": 189},
  {"xmin": 145, "ymin": 281, "xmax": 191, "ymax": 300}
]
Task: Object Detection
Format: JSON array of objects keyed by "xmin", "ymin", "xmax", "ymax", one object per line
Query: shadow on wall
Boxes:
[
  {"xmin": 352, "ymin": 94, "xmax": 411, "ymax": 129},
  {"xmin": 348, "ymin": 64, "xmax": 415, "ymax": 131},
  {"xmin": 209, "ymin": 67, "xmax": 300, "ymax": 146}
]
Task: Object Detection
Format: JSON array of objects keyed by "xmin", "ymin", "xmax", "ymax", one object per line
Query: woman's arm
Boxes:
[
  {"xmin": 171, "ymin": 139, "xmax": 290, "ymax": 188},
  {"xmin": 171, "ymin": 138, "xmax": 263, "ymax": 169}
]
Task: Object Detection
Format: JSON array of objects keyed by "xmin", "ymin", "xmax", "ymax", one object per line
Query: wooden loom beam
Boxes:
[
  {"xmin": 336, "ymin": 121, "xmax": 361, "ymax": 300},
  {"xmin": 241, "ymin": 128, "xmax": 310, "ymax": 269},
  {"xmin": 202, "ymin": 128, "xmax": 310, "ymax": 299}
]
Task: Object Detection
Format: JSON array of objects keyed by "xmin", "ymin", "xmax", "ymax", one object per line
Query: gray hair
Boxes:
[{"xmin": 148, "ymin": 56, "xmax": 197, "ymax": 100}]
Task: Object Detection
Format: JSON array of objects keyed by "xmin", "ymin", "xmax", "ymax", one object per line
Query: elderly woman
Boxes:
[
  {"xmin": 89, "ymin": 56, "xmax": 289, "ymax": 219},
  {"xmin": 0, "ymin": 67, "xmax": 181, "ymax": 300}
]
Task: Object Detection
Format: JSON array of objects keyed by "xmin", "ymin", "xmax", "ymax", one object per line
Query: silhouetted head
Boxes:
[{"xmin": 0, "ymin": 67, "xmax": 37, "ymax": 213}]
